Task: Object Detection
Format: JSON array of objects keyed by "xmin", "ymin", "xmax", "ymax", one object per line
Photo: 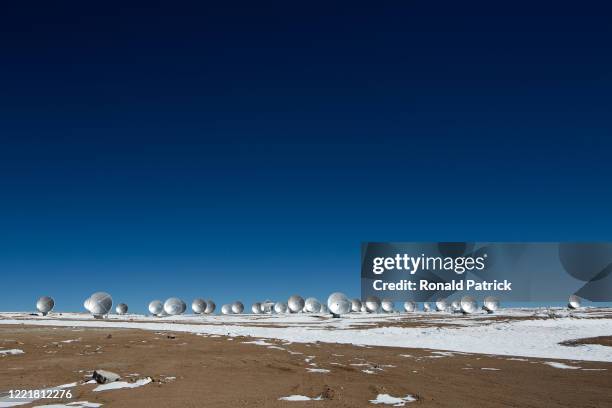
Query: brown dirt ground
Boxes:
[{"xmin": 1, "ymin": 325, "xmax": 611, "ymax": 407}]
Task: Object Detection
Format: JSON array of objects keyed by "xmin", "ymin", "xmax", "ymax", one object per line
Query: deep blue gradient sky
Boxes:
[{"xmin": 1, "ymin": 2, "xmax": 611, "ymax": 312}]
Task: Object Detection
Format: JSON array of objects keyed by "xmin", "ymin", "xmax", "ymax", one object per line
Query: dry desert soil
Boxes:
[{"xmin": 1, "ymin": 325, "xmax": 611, "ymax": 407}]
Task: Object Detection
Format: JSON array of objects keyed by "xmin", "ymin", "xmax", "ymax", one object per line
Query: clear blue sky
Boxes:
[{"xmin": 1, "ymin": 2, "xmax": 611, "ymax": 312}]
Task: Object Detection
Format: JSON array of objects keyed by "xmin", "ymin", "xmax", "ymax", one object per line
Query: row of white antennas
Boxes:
[{"xmin": 35, "ymin": 293, "xmax": 584, "ymax": 317}]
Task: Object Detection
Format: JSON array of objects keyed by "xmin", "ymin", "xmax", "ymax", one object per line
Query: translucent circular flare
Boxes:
[
  {"xmin": 327, "ymin": 292, "xmax": 351, "ymax": 316},
  {"xmin": 251, "ymin": 302, "xmax": 262, "ymax": 314},
  {"xmin": 221, "ymin": 304, "xmax": 232, "ymax": 314},
  {"xmin": 87, "ymin": 292, "xmax": 113, "ymax": 316},
  {"xmin": 36, "ymin": 296, "xmax": 55, "ymax": 315},
  {"xmin": 115, "ymin": 303, "xmax": 128, "ymax": 315},
  {"xmin": 351, "ymin": 298, "xmax": 362, "ymax": 312},
  {"xmin": 205, "ymin": 300, "xmax": 216, "ymax": 314},
  {"xmin": 381, "ymin": 299, "xmax": 394, "ymax": 312},
  {"xmin": 163, "ymin": 297, "xmax": 186, "ymax": 316},
  {"xmin": 231, "ymin": 301, "xmax": 244, "ymax": 314},
  {"xmin": 148, "ymin": 300, "xmax": 163, "ymax": 315},
  {"xmin": 192, "ymin": 298, "xmax": 207, "ymax": 314},
  {"xmin": 305, "ymin": 297, "xmax": 322, "ymax": 313},
  {"xmin": 287, "ymin": 295, "xmax": 305, "ymax": 313},
  {"xmin": 435, "ymin": 298, "xmax": 448, "ymax": 312},
  {"xmin": 460, "ymin": 296, "xmax": 478, "ymax": 314},
  {"xmin": 568, "ymin": 295, "xmax": 582, "ymax": 309},
  {"xmin": 483, "ymin": 296, "xmax": 500, "ymax": 312},
  {"xmin": 365, "ymin": 296, "xmax": 381, "ymax": 313},
  {"xmin": 274, "ymin": 302, "xmax": 288, "ymax": 314},
  {"xmin": 403, "ymin": 301, "xmax": 417, "ymax": 312}
]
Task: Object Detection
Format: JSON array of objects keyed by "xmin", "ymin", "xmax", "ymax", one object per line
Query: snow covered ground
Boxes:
[{"xmin": 1, "ymin": 308, "xmax": 611, "ymax": 362}]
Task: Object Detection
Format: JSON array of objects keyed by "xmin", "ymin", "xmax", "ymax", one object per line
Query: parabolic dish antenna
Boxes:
[
  {"xmin": 205, "ymin": 300, "xmax": 216, "ymax": 314},
  {"xmin": 36, "ymin": 296, "xmax": 55, "ymax": 316},
  {"xmin": 360, "ymin": 304, "xmax": 366, "ymax": 312},
  {"xmin": 148, "ymin": 300, "xmax": 163, "ymax": 316},
  {"xmin": 351, "ymin": 298, "xmax": 362, "ymax": 312},
  {"xmin": 327, "ymin": 292, "xmax": 351, "ymax": 317},
  {"xmin": 87, "ymin": 292, "xmax": 113, "ymax": 317},
  {"xmin": 568, "ymin": 295, "xmax": 582, "ymax": 309},
  {"xmin": 365, "ymin": 296, "xmax": 381, "ymax": 313},
  {"xmin": 251, "ymin": 302, "xmax": 262, "ymax": 314},
  {"xmin": 84, "ymin": 297, "xmax": 92, "ymax": 312},
  {"xmin": 221, "ymin": 304, "xmax": 232, "ymax": 314},
  {"xmin": 423, "ymin": 302, "xmax": 431, "ymax": 312},
  {"xmin": 115, "ymin": 303, "xmax": 128, "ymax": 315},
  {"xmin": 164, "ymin": 297, "xmax": 186, "ymax": 316},
  {"xmin": 403, "ymin": 301, "xmax": 416, "ymax": 312},
  {"xmin": 460, "ymin": 296, "xmax": 478, "ymax": 314},
  {"xmin": 231, "ymin": 301, "xmax": 244, "ymax": 314},
  {"xmin": 274, "ymin": 302, "xmax": 288, "ymax": 313},
  {"xmin": 287, "ymin": 295, "xmax": 305, "ymax": 313},
  {"xmin": 262, "ymin": 301, "xmax": 275, "ymax": 314},
  {"xmin": 192, "ymin": 298, "xmax": 207, "ymax": 314},
  {"xmin": 381, "ymin": 299, "xmax": 394, "ymax": 312},
  {"xmin": 483, "ymin": 296, "xmax": 500, "ymax": 313},
  {"xmin": 305, "ymin": 297, "xmax": 321, "ymax": 313},
  {"xmin": 451, "ymin": 300, "xmax": 461, "ymax": 312},
  {"xmin": 435, "ymin": 298, "xmax": 448, "ymax": 312}
]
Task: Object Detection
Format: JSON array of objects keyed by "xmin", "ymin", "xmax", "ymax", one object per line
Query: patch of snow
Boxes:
[
  {"xmin": 35, "ymin": 402, "xmax": 101, "ymax": 408},
  {"xmin": 93, "ymin": 377, "xmax": 152, "ymax": 392},
  {"xmin": 481, "ymin": 368, "xmax": 500, "ymax": 371},
  {"xmin": 306, "ymin": 368, "xmax": 329, "ymax": 373},
  {"xmin": 543, "ymin": 362, "xmax": 581, "ymax": 369},
  {"xmin": 2, "ymin": 308, "xmax": 612, "ymax": 361},
  {"xmin": 369, "ymin": 393, "xmax": 416, "ymax": 406},
  {"xmin": 278, "ymin": 395, "xmax": 323, "ymax": 401},
  {"xmin": 0, "ymin": 349, "xmax": 24, "ymax": 356}
]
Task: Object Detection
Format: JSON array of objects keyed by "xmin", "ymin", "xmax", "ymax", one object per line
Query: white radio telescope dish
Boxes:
[
  {"xmin": 381, "ymin": 299, "xmax": 394, "ymax": 313},
  {"xmin": 365, "ymin": 296, "xmax": 381, "ymax": 313},
  {"xmin": 262, "ymin": 300, "xmax": 275, "ymax": 314},
  {"xmin": 451, "ymin": 299, "xmax": 461, "ymax": 312},
  {"xmin": 231, "ymin": 301, "xmax": 244, "ymax": 314},
  {"xmin": 483, "ymin": 296, "xmax": 500, "ymax": 313},
  {"xmin": 327, "ymin": 292, "xmax": 351, "ymax": 317},
  {"xmin": 360, "ymin": 304, "xmax": 366, "ymax": 312},
  {"xmin": 460, "ymin": 296, "xmax": 478, "ymax": 314},
  {"xmin": 164, "ymin": 297, "xmax": 186, "ymax": 316},
  {"xmin": 36, "ymin": 296, "xmax": 55, "ymax": 315},
  {"xmin": 568, "ymin": 295, "xmax": 582, "ymax": 309},
  {"xmin": 423, "ymin": 302, "xmax": 431, "ymax": 312},
  {"xmin": 274, "ymin": 302, "xmax": 288, "ymax": 314},
  {"xmin": 435, "ymin": 298, "xmax": 448, "ymax": 312},
  {"xmin": 287, "ymin": 295, "xmax": 305, "ymax": 313},
  {"xmin": 87, "ymin": 292, "xmax": 113, "ymax": 317},
  {"xmin": 148, "ymin": 300, "xmax": 163, "ymax": 316},
  {"xmin": 351, "ymin": 298, "xmax": 362, "ymax": 312},
  {"xmin": 305, "ymin": 297, "xmax": 321, "ymax": 313},
  {"xmin": 403, "ymin": 301, "xmax": 416, "ymax": 312},
  {"xmin": 251, "ymin": 302, "xmax": 262, "ymax": 314},
  {"xmin": 115, "ymin": 303, "xmax": 128, "ymax": 315},
  {"xmin": 205, "ymin": 300, "xmax": 216, "ymax": 314},
  {"xmin": 221, "ymin": 304, "xmax": 232, "ymax": 315},
  {"xmin": 192, "ymin": 298, "xmax": 207, "ymax": 314}
]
